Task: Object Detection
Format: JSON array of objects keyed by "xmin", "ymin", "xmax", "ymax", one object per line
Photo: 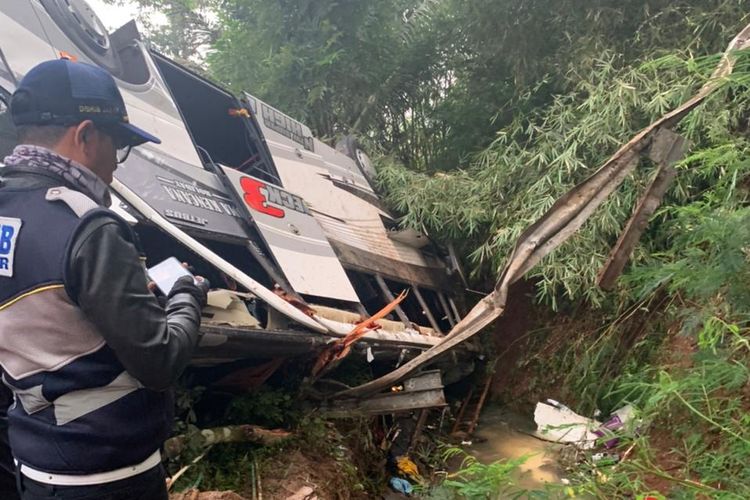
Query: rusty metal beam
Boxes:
[
  {"xmin": 450, "ymin": 387, "xmax": 474, "ymax": 434},
  {"xmin": 597, "ymin": 129, "xmax": 686, "ymax": 290},
  {"xmin": 466, "ymin": 374, "xmax": 493, "ymax": 435}
]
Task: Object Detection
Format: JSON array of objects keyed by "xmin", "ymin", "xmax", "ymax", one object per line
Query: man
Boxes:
[{"xmin": 0, "ymin": 59, "xmax": 209, "ymax": 499}]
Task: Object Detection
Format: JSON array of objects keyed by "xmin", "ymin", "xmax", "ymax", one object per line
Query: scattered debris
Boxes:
[
  {"xmin": 409, "ymin": 409, "xmax": 429, "ymax": 450},
  {"xmin": 322, "ymin": 370, "xmax": 446, "ymax": 417},
  {"xmin": 451, "ymin": 361, "xmax": 495, "ymax": 436},
  {"xmin": 164, "ymin": 425, "xmax": 292, "ymax": 458},
  {"xmin": 534, "ymin": 399, "xmax": 635, "ymax": 450},
  {"xmin": 594, "ymin": 405, "xmax": 635, "ymax": 449},
  {"xmin": 212, "ymin": 358, "xmax": 286, "ymax": 392},
  {"xmin": 591, "ymin": 452, "xmax": 620, "ymax": 466},
  {"xmin": 202, "ymin": 290, "xmax": 261, "ymax": 327},
  {"xmin": 534, "ymin": 400, "xmax": 600, "ymax": 448},
  {"xmin": 395, "ymin": 455, "xmax": 421, "ymax": 482},
  {"xmin": 389, "ymin": 477, "xmax": 413, "ymax": 496}
]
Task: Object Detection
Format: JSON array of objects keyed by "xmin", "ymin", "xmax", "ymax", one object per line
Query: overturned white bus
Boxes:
[{"xmin": 0, "ymin": 1, "xmax": 471, "ymax": 398}]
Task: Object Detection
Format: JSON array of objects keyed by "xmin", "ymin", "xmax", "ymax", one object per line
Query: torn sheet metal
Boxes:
[{"xmin": 597, "ymin": 129, "xmax": 687, "ymax": 290}]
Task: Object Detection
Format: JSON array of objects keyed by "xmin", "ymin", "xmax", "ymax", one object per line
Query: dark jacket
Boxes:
[{"xmin": 0, "ymin": 163, "xmax": 203, "ymax": 475}]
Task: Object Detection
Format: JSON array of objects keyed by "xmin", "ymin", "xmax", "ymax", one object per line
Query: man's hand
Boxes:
[
  {"xmin": 148, "ymin": 262, "xmax": 191, "ymax": 295},
  {"xmin": 168, "ymin": 275, "xmax": 210, "ymax": 307}
]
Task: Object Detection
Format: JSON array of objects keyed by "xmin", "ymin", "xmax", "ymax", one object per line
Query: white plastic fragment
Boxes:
[{"xmin": 533, "ymin": 401, "xmax": 599, "ymax": 449}]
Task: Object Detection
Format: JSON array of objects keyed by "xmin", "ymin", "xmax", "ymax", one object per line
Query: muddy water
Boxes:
[{"xmin": 464, "ymin": 406, "xmax": 564, "ymax": 490}]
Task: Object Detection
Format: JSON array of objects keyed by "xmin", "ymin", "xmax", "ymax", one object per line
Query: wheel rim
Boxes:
[
  {"xmin": 56, "ymin": 0, "xmax": 111, "ymax": 52},
  {"xmin": 356, "ymin": 148, "xmax": 377, "ymax": 179}
]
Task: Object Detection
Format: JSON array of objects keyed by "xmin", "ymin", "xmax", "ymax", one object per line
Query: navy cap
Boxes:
[{"xmin": 10, "ymin": 59, "xmax": 160, "ymax": 147}]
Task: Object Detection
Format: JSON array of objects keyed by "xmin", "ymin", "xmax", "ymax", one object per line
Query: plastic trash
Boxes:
[
  {"xmin": 534, "ymin": 401, "xmax": 599, "ymax": 449},
  {"xmin": 395, "ymin": 455, "xmax": 421, "ymax": 480},
  {"xmin": 535, "ymin": 400, "xmax": 636, "ymax": 450},
  {"xmin": 389, "ymin": 476, "xmax": 413, "ymax": 495},
  {"xmin": 594, "ymin": 404, "xmax": 635, "ymax": 448}
]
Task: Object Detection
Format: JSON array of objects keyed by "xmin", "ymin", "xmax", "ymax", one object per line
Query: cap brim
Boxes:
[{"xmin": 116, "ymin": 122, "xmax": 161, "ymax": 147}]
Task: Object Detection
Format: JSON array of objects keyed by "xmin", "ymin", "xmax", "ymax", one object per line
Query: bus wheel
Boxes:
[
  {"xmin": 40, "ymin": 0, "xmax": 123, "ymax": 75},
  {"xmin": 336, "ymin": 135, "xmax": 377, "ymax": 183}
]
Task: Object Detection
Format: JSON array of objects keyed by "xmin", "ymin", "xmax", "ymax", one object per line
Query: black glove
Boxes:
[{"xmin": 168, "ymin": 275, "xmax": 210, "ymax": 307}]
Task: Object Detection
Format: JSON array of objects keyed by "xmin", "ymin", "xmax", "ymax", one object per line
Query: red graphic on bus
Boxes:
[{"xmin": 239, "ymin": 177, "xmax": 285, "ymax": 218}]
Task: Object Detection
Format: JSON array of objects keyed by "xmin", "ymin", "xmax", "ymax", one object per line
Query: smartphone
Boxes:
[{"xmin": 147, "ymin": 257, "xmax": 193, "ymax": 295}]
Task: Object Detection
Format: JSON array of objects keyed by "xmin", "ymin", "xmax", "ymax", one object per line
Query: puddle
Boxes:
[{"xmin": 463, "ymin": 406, "xmax": 563, "ymax": 490}]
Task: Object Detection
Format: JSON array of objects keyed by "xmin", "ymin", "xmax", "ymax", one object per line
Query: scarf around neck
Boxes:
[{"xmin": 2, "ymin": 145, "xmax": 111, "ymax": 207}]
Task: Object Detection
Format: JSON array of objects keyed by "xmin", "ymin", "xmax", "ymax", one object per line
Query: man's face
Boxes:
[
  {"xmin": 66, "ymin": 122, "xmax": 123, "ymax": 184},
  {"xmin": 89, "ymin": 125, "xmax": 120, "ymax": 184},
  {"xmin": 50, "ymin": 120, "xmax": 131, "ymax": 185}
]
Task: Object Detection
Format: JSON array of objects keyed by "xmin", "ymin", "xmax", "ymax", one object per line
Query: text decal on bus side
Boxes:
[
  {"xmin": 239, "ymin": 177, "xmax": 310, "ymax": 219},
  {"xmin": 0, "ymin": 217, "xmax": 22, "ymax": 277}
]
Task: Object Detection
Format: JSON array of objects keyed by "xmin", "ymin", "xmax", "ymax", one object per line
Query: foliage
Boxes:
[
  {"xmin": 584, "ymin": 203, "xmax": 750, "ymax": 497},
  {"xmin": 567, "ymin": 327, "xmax": 750, "ymax": 498},
  {"xmin": 495, "ymin": 199, "xmax": 750, "ymax": 497},
  {"xmin": 169, "ymin": 415, "xmax": 376, "ymax": 496},
  {"xmin": 224, "ymin": 386, "xmax": 297, "ymax": 428},
  {"xmin": 99, "ymin": 0, "xmax": 748, "ymax": 180},
  {"xmin": 172, "ymin": 384, "xmax": 205, "ymax": 435},
  {"xmin": 102, "ymin": 0, "xmax": 219, "ymax": 63},
  {"xmin": 379, "ymin": 43, "xmax": 750, "ymax": 307},
  {"xmin": 207, "ymin": 0, "xmax": 450, "ymax": 145},
  {"xmin": 102, "ymin": 0, "xmax": 746, "ymax": 173},
  {"xmin": 424, "ymin": 447, "xmax": 546, "ymax": 499},
  {"xmin": 625, "ymin": 205, "xmax": 750, "ymax": 311}
]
